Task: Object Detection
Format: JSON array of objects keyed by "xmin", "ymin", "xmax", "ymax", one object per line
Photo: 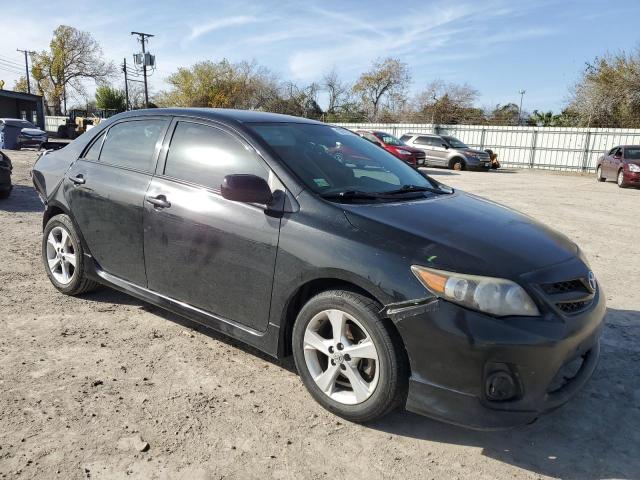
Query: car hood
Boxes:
[
  {"xmin": 460, "ymin": 148, "xmax": 487, "ymax": 156},
  {"xmin": 342, "ymin": 191, "xmax": 578, "ymax": 279},
  {"xmin": 20, "ymin": 128, "xmax": 47, "ymax": 137},
  {"xmin": 394, "ymin": 145, "xmax": 423, "ymax": 154}
]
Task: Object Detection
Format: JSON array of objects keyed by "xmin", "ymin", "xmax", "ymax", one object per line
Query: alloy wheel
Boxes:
[
  {"xmin": 303, "ymin": 309, "xmax": 380, "ymax": 405},
  {"xmin": 46, "ymin": 226, "xmax": 77, "ymax": 285},
  {"xmin": 617, "ymin": 170, "xmax": 625, "ymax": 187}
]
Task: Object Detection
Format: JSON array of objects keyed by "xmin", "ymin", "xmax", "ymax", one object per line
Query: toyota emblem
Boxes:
[{"xmin": 587, "ymin": 271, "xmax": 597, "ymax": 292}]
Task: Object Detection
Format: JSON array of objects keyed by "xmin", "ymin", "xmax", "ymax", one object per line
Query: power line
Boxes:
[{"xmin": 0, "ymin": 54, "xmax": 23, "ymax": 68}]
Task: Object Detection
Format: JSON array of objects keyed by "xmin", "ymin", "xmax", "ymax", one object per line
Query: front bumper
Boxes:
[
  {"xmin": 623, "ymin": 170, "xmax": 640, "ymax": 185},
  {"xmin": 465, "ymin": 157, "xmax": 491, "ymax": 171},
  {"xmin": 17, "ymin": 136, "xmax": 47, "ymax": 149},
  {"xmin": 387, "ymin": 272, "xmax": 606, "ymax": 430}
]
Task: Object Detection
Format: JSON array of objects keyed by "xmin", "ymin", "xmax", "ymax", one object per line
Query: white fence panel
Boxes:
[{"xmin": 333, "ymin": 123, "xmax": 640, "ymax": 172}]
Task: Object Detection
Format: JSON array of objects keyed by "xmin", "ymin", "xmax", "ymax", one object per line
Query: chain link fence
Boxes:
[{"xmin": 333, "ymin": 123, "xmax": 640, "ymax": 172}]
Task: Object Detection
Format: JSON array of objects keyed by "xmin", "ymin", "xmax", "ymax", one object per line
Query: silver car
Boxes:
[{"xmin": 400, "ymin": 133, "xmax": 491, "ymax": 171}]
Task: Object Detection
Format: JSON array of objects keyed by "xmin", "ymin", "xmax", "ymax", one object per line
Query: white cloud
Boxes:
[{"xmin": 186, "ymin": 16, "xmax": 261, "ymax": 42}]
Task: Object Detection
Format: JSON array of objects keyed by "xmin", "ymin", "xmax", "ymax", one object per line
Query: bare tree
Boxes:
[
  {"xmin": 352, "ymin": 58, "xmax": 410, "ymax": 121},
  {"xmin": 31, "ymin": 25, "xmax": 115, "ymax": 114},
  {"xmin": 322, "ymin": 68, "xmax": 350, "ymax": 114}
]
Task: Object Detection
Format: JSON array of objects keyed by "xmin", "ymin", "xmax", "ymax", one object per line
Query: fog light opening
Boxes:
[{"xmin": 486, "ymin": 371, "xmax": 518, "ymax": 402}]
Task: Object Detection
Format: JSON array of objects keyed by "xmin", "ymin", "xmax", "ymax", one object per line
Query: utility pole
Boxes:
[
  {"xmin": 518, "ymin": 89, "xmax": 526, "ymax": 125},
  {"xmin": 131, "ymin": 31, "xmax": 154, "ymax": 108},
  {"xmin": 122, "ymin": 58, "xmax": 129, "ymax": 111},
  {"xmin": 16, "ymin": 48, "xmax": 35, "ymax": 94}
]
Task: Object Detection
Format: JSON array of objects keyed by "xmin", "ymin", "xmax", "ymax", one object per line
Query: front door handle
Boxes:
[
  {"xmin": 146, "ymin": 195, "xmax": 171, "ymax": 209},
  {"xmin": 69, "ymin": 174, "xmax": 85, "ymax": 185}
]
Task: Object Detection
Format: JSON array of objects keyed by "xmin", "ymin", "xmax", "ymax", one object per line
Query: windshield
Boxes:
[
  {"xmin": 626, "ymin": 148, "xmax": 640, "ymax": 159},
  {"xmin": 376, "ymin": 132, "xmax": 404, "ymax": 146},
  {"xmin": 249, "ymin": 123, "xmax": 443, "ymax": 197},
  {"xmin": 443, "ymin": 136, "xmax": 468, "ymax": 149}
]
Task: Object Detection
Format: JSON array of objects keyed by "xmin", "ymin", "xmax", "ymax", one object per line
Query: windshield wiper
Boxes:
[
  {"xmin": 382, "ymin": 184, "xmax": 447, "ymax": 195},
  {"xmin": 320, "ymin": 190, "xmax": 382, "ymax": 200}
]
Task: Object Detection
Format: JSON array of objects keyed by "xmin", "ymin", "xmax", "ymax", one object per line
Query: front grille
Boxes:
[
  {"xmin": 415, "ymin": 152, "xmax": 426, "ymax": 159},
  {"xmin": 556, "ymin": 301, "xmax": 590, "ymax": 314},
  {"xmin": 539, "ymin": 277, "xmax": 595, "ymax": 315},
  {"xmin": 541, "ymin": 279, "xmax": 589, "ymax": 295}
]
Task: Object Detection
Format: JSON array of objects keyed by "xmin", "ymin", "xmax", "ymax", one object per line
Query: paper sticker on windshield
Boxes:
[{"xmin": 313, "ymin": 178, "xmax": 330, "ymax": 188}]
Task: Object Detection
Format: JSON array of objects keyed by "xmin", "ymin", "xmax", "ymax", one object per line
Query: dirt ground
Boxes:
[{"xmin": 1, "ymin": 149, "xmax": 639, "ymax": 480}]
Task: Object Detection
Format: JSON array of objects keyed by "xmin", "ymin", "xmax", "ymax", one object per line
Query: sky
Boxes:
[{"xmin": 0, "ymin": 0, "xmax": 639, "ymax": 113}]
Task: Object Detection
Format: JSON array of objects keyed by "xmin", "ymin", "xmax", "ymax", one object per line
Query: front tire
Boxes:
[
  {"xmin": 292, "ymin": 290, "xmax": 407, "ymax": 422},
  {"xmin": 596, "ymin": 165, "xmax": 606, "ymax": 182},
  {"xmin": 450, "ymin": 158, "xmax": 465, "ymax": 171},
  {"xmin": 42, "ymin": 214, "xmax": 99, "ymax": 295},
  {"xmin": 617, "ymin": 169, "xmax": 627, "ymax": 188}
]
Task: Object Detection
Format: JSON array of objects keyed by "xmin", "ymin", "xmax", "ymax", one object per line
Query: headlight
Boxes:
[
  {"xmin": 396, "ymin": 149, "xmax": 412, "ymax": 156},
  {"xmin": 411, "ymin": 265, "xmax": 540, "ymax": 317},
  {"xmin": 628, "ymin": 163, "xmax": 640, "ymax": 173}
]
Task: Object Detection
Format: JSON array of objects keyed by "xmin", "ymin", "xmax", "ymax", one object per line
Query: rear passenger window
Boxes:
[
  {"xmin": 399, "ymin": 135, "xmax": 412, "ymax": 143},
  {"xmin": 164, "ymin": 122, "xmax": 268, "ymax": 189},
  {"xmin": 83, "ymin": 132, "xmax": 105, "ymax": 162},
  {"xmin": 99, "ymin": 120, "xmax": 167, "ymax": 172},
  {"xmin": 414, "ymin": 136, "xmax": 433, "ymax": 145}
]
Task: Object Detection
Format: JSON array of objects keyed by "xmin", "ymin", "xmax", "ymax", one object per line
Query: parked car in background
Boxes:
[
  {"xmin": 0, "ymin": 118, "xmax": 48, "ymax": 150},
  {"xmin": 596, "ymin": 145, "xmax": 640, "ymax": 188},
  {"xmin": 32, "ymin": 108, "xmax": 605, "ymax": 429},
  {"xmin": 355, "ymin": 130, "xmax": 426, "ymax": 167},
  {"xmin": 0, "ymin": 151, "xmax": 12, "ymax": 199},
  {"xmin": 400, "ymin": 133, "xmax": 491, "ymax": 171}
]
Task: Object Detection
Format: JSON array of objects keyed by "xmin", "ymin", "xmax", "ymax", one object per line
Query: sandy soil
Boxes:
[{"xmin": 1, "ymin": 150, "xmax": 639, "ymax": 480}]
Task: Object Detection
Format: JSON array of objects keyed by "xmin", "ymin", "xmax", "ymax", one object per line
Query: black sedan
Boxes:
[{"xmin": 31, "ymin": 109, "xmax": 605, "ymax": 429}]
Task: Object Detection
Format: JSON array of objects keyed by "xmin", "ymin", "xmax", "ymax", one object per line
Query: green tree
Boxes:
[
  {"xmin": 95, "ymin": 85, "xmax": 126, "ymax": 112},
  {"xmin": 352, "ymin": 58, "xmax": 410, "ymax": 121},
  {"xmin": 31, "ymin": 25, "xmax": 115, "ymax": 115},
  {"xmin": 156, "ymin": 59, "xmax": 279, "ymax": 109},
  {"xmin": 567, "ymin": 50, "xmax": 640, "ymax": 127}
]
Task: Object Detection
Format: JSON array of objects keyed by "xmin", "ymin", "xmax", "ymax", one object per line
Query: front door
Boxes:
[
  {"xmin": 143, "ymin": 119, "xmax": 282, "ymax": 332},
  {"xmin": 65, "ymin": 118, "xmax": 169, "ymax": 286}
]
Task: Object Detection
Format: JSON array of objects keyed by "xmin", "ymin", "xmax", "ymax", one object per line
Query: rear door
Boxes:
[
  {"xmin": 143, "ymin": 119, "xmax": 282, "ymax": 332},
  {"xmin": 65, "ymin": 118, "xmax": 170, "ymax": 286},
  {"xmin": 413, "ymin": 136, "xmax": 437, "ymax": 165}
]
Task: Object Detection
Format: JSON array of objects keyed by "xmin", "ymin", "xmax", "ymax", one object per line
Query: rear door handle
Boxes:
[
  {"xmin": 69, "ymin": 174, "xmax": 85, "ymax": 185},
  {"xmin": 146, "ymin": 195, "xmax": 171, "ymax": 209}
]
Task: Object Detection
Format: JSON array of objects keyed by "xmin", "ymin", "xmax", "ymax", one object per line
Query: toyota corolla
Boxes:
[{"xmin": 32, "ymin": 109, "xmax": 605, "ymax": 429}]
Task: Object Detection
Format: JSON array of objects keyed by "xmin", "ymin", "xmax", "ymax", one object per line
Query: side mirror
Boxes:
[
  {"xmin": 614, "ymin": 152, "xmax": 622, "ymax": 158},
  {"xmin": 221, "ymin": 174, "xmax": 273, "ymax": 204},
  {"xmin": 442, "ymin": 144, "xmax": 449, "ymax": 149}
]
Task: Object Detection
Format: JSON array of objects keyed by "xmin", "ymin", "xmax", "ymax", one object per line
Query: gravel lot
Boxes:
[{"xmin": 1, "ymin": 149, "xmax": 639, "ymax": 480}]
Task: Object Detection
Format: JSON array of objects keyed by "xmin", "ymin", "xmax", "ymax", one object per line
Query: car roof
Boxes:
[
  {"xmin": 109, "ymin": 108, "xmax": 324, "ymax": 125},
  {"xmin": 403, "ymin": 132, "xmax": 440, "ymax": 137}
]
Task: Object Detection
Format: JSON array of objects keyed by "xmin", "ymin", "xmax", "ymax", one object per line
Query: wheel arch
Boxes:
[
  {"xmin": 42, "ymin": 201, "xmax": 93, "ymax": 256},
  {"xmin": 276, "ymin": 275, "xmax": 404, "ymax": 359}
]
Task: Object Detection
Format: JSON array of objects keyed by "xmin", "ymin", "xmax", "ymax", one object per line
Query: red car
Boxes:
[
  {"xmin": 356, "ymin": 130, "xmax": 426, "ymax": 167},
  {"xmin": 596, "ymin": 145, "xmax": 640, "ymax": 188}
]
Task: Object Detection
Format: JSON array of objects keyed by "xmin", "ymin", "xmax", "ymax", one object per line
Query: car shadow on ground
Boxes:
[
  {"xmin": 0, "ymin": 184, "xmax": 44, "ymax": 213},
  {"xmin": 370, "ymin": 308, "xmax": 640, "ymax": 480},
  {"xmin": 78, "ymin": 284, "xmax": 640, "ymax": 479},
  {"xmin": 80, "ymin": 287, "xmax": 298, "ymax": 373}
]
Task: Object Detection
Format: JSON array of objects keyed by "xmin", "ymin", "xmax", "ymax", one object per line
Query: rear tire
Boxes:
[
  {"xmin": 617, "ymin": 169, "xmax": 627, "ymax": 188},
  {"xmin": 596, "ymin": 165, "xmax": 606, "ymax": 182},
  {"xmin": 292, "ymin": 290, "xmax": 407, "ymax": 423},
  {"xmin": 42, "ymin": 214, "xmax": 99, "ymax": 295}
]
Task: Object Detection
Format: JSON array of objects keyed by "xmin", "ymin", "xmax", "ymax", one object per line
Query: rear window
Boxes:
[
  {"xmin": 414, "ymin": 136, "xmax": 436, "ymax": 145},
  {"xmin": 100, "ymin": 120, "xmax": 167, "ymax": 172}
]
